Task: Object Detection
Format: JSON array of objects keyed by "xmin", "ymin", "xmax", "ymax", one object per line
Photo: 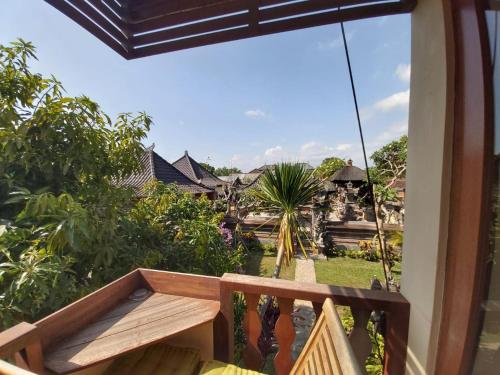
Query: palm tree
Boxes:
[{"xmin": 251, "ymin": 163, "xmax": 322, "ymax": 278}]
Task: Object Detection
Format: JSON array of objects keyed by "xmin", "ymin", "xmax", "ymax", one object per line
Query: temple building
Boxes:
[
  {"xmin": 249, "ymin": 163, "xmax": 314, "ymax": 174},
  {"xmin": 330, "ymin": 159, "xmax": 367, "ymax": 188},
  {"xmin": 172, "ymin": 151, "xmax": 227, "ymax": 195},
  {"xmin": 117, "ymin": 146, "xmax": 215, "ymax": 198}
]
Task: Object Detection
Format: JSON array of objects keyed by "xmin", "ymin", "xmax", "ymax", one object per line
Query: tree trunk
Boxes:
[
  {"xmin": 272, "ymin": 241, "xmax": 285, "ymax": 279},
  {"xmin": 374, "ymin": 198, "xmax": 394, "ymax": 288},
  {"xmin": 260, "ymin": 235, "xmax": 286, "ymax": 318}
]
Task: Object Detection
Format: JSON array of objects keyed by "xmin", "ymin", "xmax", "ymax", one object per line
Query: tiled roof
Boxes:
[
  {"xmin": 391, "ymin": 178, "xmax": 406, "ymax": 190},
  {"xmin": 249, "ymin": 163, "xmax": 314, "ymax": 174},
  {"xmin": 331, "ymin": 161, "xmax": 366, "ymax": 182},
  {"xmin": 172, "ymin": 151, "xmax": 226, "ymax": 188},
  {"xmin": 117, "ymin": 148, "xmax": 214, "ymax": 195}
]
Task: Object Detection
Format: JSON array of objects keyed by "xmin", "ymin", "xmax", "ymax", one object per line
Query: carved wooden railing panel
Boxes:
[{"xmin": 220, "ymin": 273, "xmax": 410, "ymax": 375}]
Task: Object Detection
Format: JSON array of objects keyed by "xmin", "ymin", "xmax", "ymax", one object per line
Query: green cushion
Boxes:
[
  {"xmin": 199, "ymin": 360, "xmax": 264, "ymax": 375},
  {"xmin": 105, "ymin": 344, "xmax": 200, "ymax": 375}
]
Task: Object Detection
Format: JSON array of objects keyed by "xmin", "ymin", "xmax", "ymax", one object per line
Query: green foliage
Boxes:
[
  {"xmin": 0, "ymin": 40, "xmax": 242, "ymax": 327},
  {"xmin": 370, "ymin": 135, "xmax": 407, "ymax": 185},
  {"xmin": 0, "ymin": 41, "xmax": 150, "ymax": 205},
  {"xmin": 214, "ymin": 166, "xmax": 242, "ymax": 176},
  {"xmin": 198, "ymin": 163, "xmax": 242, "ymax": 177},
  {"xmin": 199, "ymin": 162, "xmax": 216, "ymax": 174},
  {"xmin": 233, "ymin": 292, "xmax": 246, "ymax": 365},
  {"xmin": 127, "ymin": 182, "xmax": 243, "ymax": 277},
  {"xmin": 387, "ymin": 230, "xmax": 403, "ymax": 249},
  {"xmin": 314, "ymin": 157, "xmax": 346, "ymax": 180},
  {"xmin": 251, "ymin": 163, "xmax": 321, "ymax": 275}
]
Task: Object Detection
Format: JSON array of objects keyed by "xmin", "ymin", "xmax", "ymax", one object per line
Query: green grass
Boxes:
[
  {"xmin": 315, "ymin": 257, "xmax": 400, "ymax": 288},
  {"xmin": 245, "ymin": 252, "xmax": 296, "ymax": 281}
]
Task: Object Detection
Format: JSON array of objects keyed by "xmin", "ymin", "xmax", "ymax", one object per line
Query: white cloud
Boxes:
[
  {"xmin": 373, "ymin": 122, "xmax": 408, "ymax": 144},
  {"xmin": 395, "ymin": 64, "xmax": 411, "ymax": 83},
  {"xmin": 245, "ymin": 109, "xmax": 266, "ymax": 118},
  {"xmin": 336, "ymin": 143, "xmax": 352, "ymax": 151},
  {"xmin": 360, "ymin": 89, "xmax": 410, "ymax": 122},
  {"xmin": 264, "ymin": 145, "xmax": 285, "ymax": 158},
  {"xmin": 299, "ymin": 142, "xmax": 334, "ymax": 162},
  {"xmin": 317, "ymin": 31, "xmax": 354, "ymax": 50},
  {"xmin": 373, "ymin": 89, "xmax": 410, "ymax": 112}
]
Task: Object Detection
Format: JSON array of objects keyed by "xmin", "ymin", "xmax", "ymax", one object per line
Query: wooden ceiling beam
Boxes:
[
  {"xmin": 44, "ymin": 0, "xmax": 417, "ymax": 59},
  {"xmin": 130, "ymin": 12, "xmax": 250, "ymax": 47},
  {"xmin": 46, "ymin": 0, "xmax": 130, "ymax": 58},
  {"xmin": 131, "ymin": 0, "xmax": 415, "ymax": 58},
  {"xmin": 66, "ymin": 0, "xmax": 129, "ymax": 44},
  {"xmin": 87, "ymin": 0, "xmax": 128, "ymax": 31},
  {"xmin": 128, "ymin": 2, "xmax": 252, "ymax": 33},
  {"xmin": 101, "ymin": 0, "xmax": 126, "ymax": 18},
  {"xmin": 128, "ymin": 0, "xmax": 242, "ymax": 21}
]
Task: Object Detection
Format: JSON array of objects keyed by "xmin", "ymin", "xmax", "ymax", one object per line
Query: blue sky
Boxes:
[{"xmin": 1, "ymin": 1, "xmax": 410, "ymax": 172}]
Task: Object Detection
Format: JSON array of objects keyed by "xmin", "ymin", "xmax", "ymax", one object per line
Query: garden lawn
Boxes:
[
  {"xmin": 245, "ymin": 252, "xmax": 296, "ymax": 281},
  {"xmin": 315, "ymin": 257, "xmax": 401, "ymax": 288}
]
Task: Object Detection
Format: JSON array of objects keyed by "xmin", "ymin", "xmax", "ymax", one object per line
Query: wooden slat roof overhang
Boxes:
[{"xmin": 45, "ymin": 0, "xmax": 416, "ymax": 59}]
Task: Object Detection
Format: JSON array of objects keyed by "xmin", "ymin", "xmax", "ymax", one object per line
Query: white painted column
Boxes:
[{"xmin": 401, "ymin": 0, "xmax": 454, "ymax": 374}]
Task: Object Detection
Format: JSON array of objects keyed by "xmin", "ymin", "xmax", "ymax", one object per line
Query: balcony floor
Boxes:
[{"xmin": 44, "ymin": 292, "xmax": 220, "ymax": 374}]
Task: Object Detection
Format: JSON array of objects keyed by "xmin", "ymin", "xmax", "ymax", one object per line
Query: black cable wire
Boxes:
[{"xmin": 339, "ymin": 21, "xmax": 391, "ymax": 291}]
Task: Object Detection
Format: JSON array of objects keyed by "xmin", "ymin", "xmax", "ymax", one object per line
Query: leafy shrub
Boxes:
[
  {"xmin": 0, "ymin": 41, "xmax": 242, "ymax": 327},
  {"xmin": 324, "ymin": 244, "xmax": 346, "ymax": 257},
  {"xmin": 233, "ymin": 292, "xmax": 246, "ymax": 365},
  {"xmin": 261, "ymin": 243, "xmax": 277, "ymax": 256}
]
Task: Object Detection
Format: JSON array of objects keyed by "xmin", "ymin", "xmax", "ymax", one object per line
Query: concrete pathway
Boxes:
[{"xmin": 291, "ymin": 257, "xmax": 317, "ymax": 360}]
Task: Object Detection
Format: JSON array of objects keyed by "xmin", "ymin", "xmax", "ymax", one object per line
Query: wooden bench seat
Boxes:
[
  {"xmin": 105, "ymin": 344, "xmax": 201, "ymax": 375},
  {"xmin": 199, "ymin": 360, "xmax": 264, "ymax": 374},
  {"xmin": 43, "ymin": 292, "xmax": 219, "ymax": 374},
  {"xmin": 290, "ymin": 298, "xmax": 362, "ymax": 375},
  {"xmin": 103, "ymin": 345, "xmax": 264, "ymax": 375}
]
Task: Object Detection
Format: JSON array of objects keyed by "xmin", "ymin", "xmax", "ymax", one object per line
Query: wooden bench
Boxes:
[
  {"xmin": 289, "ymin": 298, "xmax": 362, "ymax": 375},
  {"xmin": 198, "ymin": 297, "xmax": 362, "ymax": 374}
]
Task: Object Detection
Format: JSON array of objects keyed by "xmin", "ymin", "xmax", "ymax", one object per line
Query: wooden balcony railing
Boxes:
[
  {"xmin": 0, "ymin": 269, "xmax": 409, "ymax": 375},
  {"xmin": 218, "ymin": 274, "xmax": 410, "ymax": 375}
]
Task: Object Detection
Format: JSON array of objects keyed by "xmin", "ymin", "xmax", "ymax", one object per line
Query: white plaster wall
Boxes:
[{"xmin": 401, "ymin": 0, "xmax": 453, "ymax": 374}]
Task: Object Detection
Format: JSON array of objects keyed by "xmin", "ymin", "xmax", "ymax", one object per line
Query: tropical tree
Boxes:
[
  {"xmin": 368, "ymin": 135, "xmax": 408, "ymax": 289},
  {"xmin": 199, "ymin": 162, "xmax": 216, "ymax": 174},
  {"xmin": 314, "ymin": 157, "xmax": 346, "ymax": 180},
  {"xmin": 251, "ymin": 163, "xmax": 321, "ymax": 278},
  {"xmin": 371, "ymin": 135, "xmax": 407, "ymax": 185},
  {"xmin": 214, "ymin": 166, "xmax": 242, "ymax": 176},
  {"xmin": 0, "ymin": 40, "xmax": 242, "ymax": 326}
]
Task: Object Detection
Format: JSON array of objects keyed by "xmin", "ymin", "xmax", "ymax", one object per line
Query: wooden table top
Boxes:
[{"xmin": 44, "ymin": 292, "xmax": 220, "ymax": 374}]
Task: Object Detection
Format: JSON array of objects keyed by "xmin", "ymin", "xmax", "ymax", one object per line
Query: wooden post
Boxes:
[
  {"xmin": 214, "ymin": 280, "xmax": 234, "ymax": 363},
  {"xmin": 274, "ymin": 298, "xmax": 295, "ymax": 375},
  {"xmin": 243, "ymin": 293, "xmax": 264, "ymax": 370},
  {"xmin": 383, "ymin": 304, "xmax": 410, "ymax": 375},
  {"xmin": 25, "ymin": 341, "xmax": 44, "ymax": 374}
]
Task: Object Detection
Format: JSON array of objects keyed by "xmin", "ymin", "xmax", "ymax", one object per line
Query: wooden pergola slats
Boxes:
[{"xmin": 45, "ymin": 0, "xmax": 416, "ymax": 59}]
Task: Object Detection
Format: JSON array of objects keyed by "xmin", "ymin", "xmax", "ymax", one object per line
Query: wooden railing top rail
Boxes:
[
  {"xmin": 221, "ymin": 273, "xmax": 409, "ymax": 311},
  {"xmin": 220, "ymin": 272, "xmax": 410, "ymax": 375},
  {"xmin": 35, "ymin": 269, "xmax": 145, "ymax": 349},
  {"xmin": 0, "ymin": 322, "xmax": 39, "ymax": 359},
  {"xmin": 138, "ymin": 268, "xmax": 221, "ymax": 301}
]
